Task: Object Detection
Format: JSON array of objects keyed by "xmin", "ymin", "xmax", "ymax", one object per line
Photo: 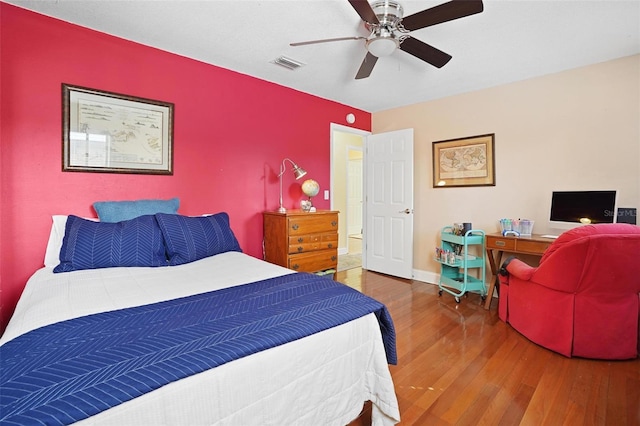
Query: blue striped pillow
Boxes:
[
  {"xmin": 53, "ymin": 215, "xmax": 168, "ymax": 273},
  {"xmin": 155, "ymin": 213, "xmax": 242, "ymax": 266}
]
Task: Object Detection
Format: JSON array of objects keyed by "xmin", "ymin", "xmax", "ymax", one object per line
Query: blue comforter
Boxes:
[{"xmin": 0, "ymin": 272, "xmax": 396, "ymax": 425}]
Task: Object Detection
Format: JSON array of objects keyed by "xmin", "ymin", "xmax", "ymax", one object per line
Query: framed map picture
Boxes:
[
  {"xmin": 432, "ymin": 134, "xmax": 495, "ymax": 188},
  {"xmin": 62, "ymin": 84, "xmax": 174, "ymax": 175}
]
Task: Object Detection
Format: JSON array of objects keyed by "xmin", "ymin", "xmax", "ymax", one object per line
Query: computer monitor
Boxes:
[{"xmin": 549, "ymin": 190, "xmax": 617, "ymax": 229}]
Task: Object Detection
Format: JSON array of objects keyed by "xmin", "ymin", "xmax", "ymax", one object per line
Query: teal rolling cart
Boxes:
[{"xmin": 436, "ymin": 226, "xmax": 487, "ymax": 303}]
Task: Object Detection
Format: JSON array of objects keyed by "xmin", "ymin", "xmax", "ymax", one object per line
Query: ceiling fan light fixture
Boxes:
[
  {"xmin": 371, "ymin": 0, "xmax": 403, "ymax": 26},
  {"xmin": 366, "ymin": 36, "xmax": 398, "ymax": 57}
]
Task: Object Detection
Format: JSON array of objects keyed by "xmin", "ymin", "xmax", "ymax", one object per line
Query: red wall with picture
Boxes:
[{"xmin": 0, "ymin": 3, "xmax": 371, "ymax": 331}]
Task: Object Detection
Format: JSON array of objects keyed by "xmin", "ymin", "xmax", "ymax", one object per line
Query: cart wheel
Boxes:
[
  {"xmin": 438, "ymin": 289, "xmax": 443, "ymax": 297},
  {"xmin": 481, "ymin": 295, "xmax": 487, "ymax": 302},
  {"xmin": 455, "ymin": 296, "xmax": 461, "ymax": 303}
]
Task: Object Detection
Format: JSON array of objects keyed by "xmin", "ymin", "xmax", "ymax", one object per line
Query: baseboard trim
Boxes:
[
  {"xmin": 412, "ymin": 269, "xmax": 439, "ymax": 285},
  {"xmin": 353, "ymin": 265, "xmax": 497, "ymax": 298}
]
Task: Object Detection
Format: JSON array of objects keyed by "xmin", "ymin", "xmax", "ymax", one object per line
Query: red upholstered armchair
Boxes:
[{"xmin": 498, "ymin": 224, "xmax": 640, "ymax": 359}]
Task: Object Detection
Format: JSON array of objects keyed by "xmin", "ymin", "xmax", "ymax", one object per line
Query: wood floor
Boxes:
[{"xmin": 336, "ymin": 268, "xmax": 640, "ymax": 426}]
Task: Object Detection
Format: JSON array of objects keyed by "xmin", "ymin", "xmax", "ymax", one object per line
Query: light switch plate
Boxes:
[{"xmin": 324, "ymin": 190, "xmax": 329, "ymax": 200}]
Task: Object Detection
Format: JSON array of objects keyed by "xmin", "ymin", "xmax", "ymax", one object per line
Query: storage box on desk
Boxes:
[
  {"xmin": 516, "ymin": 220, "xmax": 535, "ymax": 236},
  {"xmin": 499, "ymin": 218, "xmax": 534, "ymax": 236}
]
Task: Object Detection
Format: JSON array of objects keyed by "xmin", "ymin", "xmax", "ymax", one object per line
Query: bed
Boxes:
[{"xmin": 0, "ymin": 209, "xmax": 400, "ymax": 426}]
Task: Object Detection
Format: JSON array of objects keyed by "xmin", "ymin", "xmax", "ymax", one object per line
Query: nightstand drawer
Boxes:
[
  {"xmin": 288, "ymin": 234, "xmax": 323, "ymax": 244},
  {"xmin": 288, "ymin": 215, "xmax": 338, "ymax": 235},
  {"xmin": 322, "ymin": 233, "xmax": 338, "ymax": 245},
  {"xmin": 288, "ymin": 233, "xmax": 337, "ymax": 254},
  {"xmin": 288, "ymin": 250, "xmax": 338, "ymax": 273}
]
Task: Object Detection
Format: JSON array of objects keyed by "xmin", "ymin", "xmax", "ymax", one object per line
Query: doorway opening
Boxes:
[
  {"xmin": 346, "ymin": 147, "xmax": 363, "ymax": 255},
  {"xmin": 330, "ymin": 124, "xmax": 369, "ymax": 270}
]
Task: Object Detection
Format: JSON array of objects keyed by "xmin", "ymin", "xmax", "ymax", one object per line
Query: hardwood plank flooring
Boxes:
[{"xmin": 336, "ymin": 268, "xmax": 640, "ymax": 426}]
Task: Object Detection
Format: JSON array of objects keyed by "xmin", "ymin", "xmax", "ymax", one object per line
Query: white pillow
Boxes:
[{"xmin": 43, "ymin": 215, "xmax": 97, "ymax": 267}]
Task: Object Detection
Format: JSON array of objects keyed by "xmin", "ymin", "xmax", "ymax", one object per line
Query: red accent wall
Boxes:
[{"xmin": 0, "ymin": 3, "xmax": 371, "ymax": 332}]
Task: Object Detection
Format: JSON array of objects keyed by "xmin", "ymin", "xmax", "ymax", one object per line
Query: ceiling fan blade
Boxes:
[
  {"xmin": 401, "ymin": 0, "xmax": 484, "ymax": 31},
  {"xmin": 400, "ymin": 37, "xmax": 452, "ymax": 68},
  {"xmin": 290, "ymin": 36, "xmax": 366, "ymax": 47},
  {"xmin": 355, "ymin": 52, "xmax": 378, "ymax": 79},
  {"xmin": 348, "ymin": 0, "xmax": 379, "ymax": 24}
]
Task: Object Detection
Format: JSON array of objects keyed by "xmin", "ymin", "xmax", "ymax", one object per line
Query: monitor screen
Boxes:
[{"xmin": 550, "ymin": 190, "xmax": 617, "ymax": 227}]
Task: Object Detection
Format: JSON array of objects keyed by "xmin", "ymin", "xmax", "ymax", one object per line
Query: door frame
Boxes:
[{"xmin": 330, "ymin": 123, "xmax": 370, "ymax": 256}]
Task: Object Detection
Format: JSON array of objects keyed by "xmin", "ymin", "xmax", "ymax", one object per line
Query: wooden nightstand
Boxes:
[{"xmin": 263, "ymin": 210, "xmax": 339, "ymax": 278}]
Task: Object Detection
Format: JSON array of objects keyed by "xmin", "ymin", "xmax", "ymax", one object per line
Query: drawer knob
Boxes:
[
  {"xmin": 328, "ymin": 243, "xmax": 333, "ymax": 248},
  {"xmin": 297, "ymin": 246, "xmax": 303, "ymax": 252},
  {"xmin": 298, "ymin": 237, "xmax": 304, "ymax": 243},
  {"xmin": 331, "ymin": 221, "xmax": 337, "ymax": 227},
  {"xmin": 292, "ymin": 264, "xmax": 299, "ymax": 270},
  {"xmin": 292, "ymin": 224, "xmax": 299, "ymax": 231},
  {"xmin": 496, "ymin": 241, "xmax": 506, "ymax": 247},
  {"xmin": 331, "ymin": 256, "xmax": 337, "ymax": 261}
]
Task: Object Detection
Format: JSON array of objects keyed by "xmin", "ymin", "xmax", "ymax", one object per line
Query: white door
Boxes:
[
  {"xmin": 347, "ymin": 155, "xmax": 363, "ymax": 236},
  {"xmin": 364, "ymin": 129, "xmax": 414, "ymax": 279}
]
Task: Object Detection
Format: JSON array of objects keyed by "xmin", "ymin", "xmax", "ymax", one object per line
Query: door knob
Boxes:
[{"xmin": 398, "ymin": 208, "xmax": 413, "ymax": 214}]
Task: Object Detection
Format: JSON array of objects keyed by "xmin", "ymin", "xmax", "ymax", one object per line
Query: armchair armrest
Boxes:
[{"xmin": 500, "ymin": 257, "xmax": 536, "ymax": 281}]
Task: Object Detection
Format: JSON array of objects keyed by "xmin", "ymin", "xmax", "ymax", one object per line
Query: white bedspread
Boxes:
[{"xmin": 1, "ymin": 252, "xmax": 400, "ymax": 425}]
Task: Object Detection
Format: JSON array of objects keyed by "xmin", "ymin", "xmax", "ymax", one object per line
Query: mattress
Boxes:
[{"xmin": 0, "ymin": 251, "xmax": 400, "ymax": 425}]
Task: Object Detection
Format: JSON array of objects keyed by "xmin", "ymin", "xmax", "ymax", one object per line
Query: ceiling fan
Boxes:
[{"xmin": 290, "ymin": 0, "xmax": 484, "ymax": 79}]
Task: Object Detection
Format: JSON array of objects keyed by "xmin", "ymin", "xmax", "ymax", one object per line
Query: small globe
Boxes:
[{"xmin": 301, "ymin": 179, "xmax": 320, "ymax": 198}]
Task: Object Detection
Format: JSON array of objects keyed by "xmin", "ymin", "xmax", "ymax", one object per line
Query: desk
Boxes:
[{"xmin": 484, "ymin": 233, "xmax": 556, "ymax": 309}]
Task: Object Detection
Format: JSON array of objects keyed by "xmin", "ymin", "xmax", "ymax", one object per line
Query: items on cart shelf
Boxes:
[
  {"xmin": 434, "ymin": 247, "xmax": 476, "ymax": 265},
  {"xmin": 451, "ymin": 222, "xmax": 473, "ymax": 236}
]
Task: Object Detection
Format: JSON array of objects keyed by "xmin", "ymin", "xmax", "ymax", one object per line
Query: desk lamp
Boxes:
[{"xmin": 278, "ymin": 158, "xmax": 307, "ymax": 213}]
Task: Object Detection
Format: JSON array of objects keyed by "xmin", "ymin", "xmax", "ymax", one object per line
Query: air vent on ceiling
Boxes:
[{"xmin": 272, "ymin": 56, "xmax": 305, "ymax": 71}]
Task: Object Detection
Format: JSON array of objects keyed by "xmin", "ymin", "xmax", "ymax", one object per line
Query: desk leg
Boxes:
[{"xmin": 484, "ymin": 249, "xmax": 503, "ymax": 310}]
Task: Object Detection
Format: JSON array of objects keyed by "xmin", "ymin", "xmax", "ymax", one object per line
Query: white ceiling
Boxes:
[{"xmin": 6, "ymin": 0, "xmax": 640, "ymax": 112}]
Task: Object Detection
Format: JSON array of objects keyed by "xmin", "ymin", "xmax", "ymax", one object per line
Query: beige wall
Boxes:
[
  {"xmin": 372, "ymin": 54, "xmax": 640, "ymax": 281},
  {"xmin": 332, "ymin": 131, "xmax": 364, "ymax": 251}
]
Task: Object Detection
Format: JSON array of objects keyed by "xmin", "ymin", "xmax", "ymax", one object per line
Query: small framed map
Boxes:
[
  {"xmin": 432, "ymin": 134, "xmax": 495, "ymax": 188},
  {"xmin": 62, "ymin": 84, "xmax": 174, "ymax": 175}
]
